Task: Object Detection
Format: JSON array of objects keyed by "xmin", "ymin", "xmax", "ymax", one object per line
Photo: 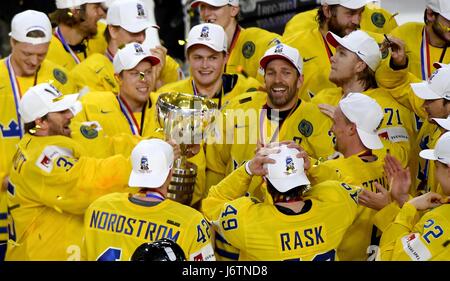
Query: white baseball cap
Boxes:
[
  {"xmin": 321, "ymin": 0, "xmax": 369, "ymax": 9},
  {"xmin": 9, "ymin": 10, "xmax": 52, "ymax": 45},
  {"xmin": 264, "ymin": 145, "xmax": 310, "ymax": 193},
  {"xmin": 113, "ymin": 42, "xmax": 160, "ymax": 74},
  {"xmin": 56, "ymin": 0, "xmax": 105, "ymax": 9},
  {"xmin": 129, "ymin": 139, "xmax": 174, "ymax": 188},
  {"xmin": 419, "ymin": 131, "xmax": 450, "ymax": 165},
  {"xmin": 427, "ymin": 0, "xmax": 450, "ymax": 21},
  {"xmin": 19, "ymin": 83, "xmax": 80, "ymax": 123},
  {"xmin": 259, "ymin": 43, "xmax": 303, "ymax": 75},
  {"xmin": 327, "ymin": 30, "xmax": 381, "ymax": 71},
  {"xmin": 106, "ymin": 0, "xmax": 153, "ymax": 33},
  {"xmin": 432, "ymin": 116, "xmax": 450, "ymax": 130},
  {"xmin": 186, "ymin": 23, "xmax": 227, "ymax": 53},
  {"xmin": 411, "ymin": 67, "xmax": 450, "ymax": 101},
  {"xmin": 339, "ymin": 92, "xmax": 384, "ymax": 150},
  {"xmin": 190, "ymin": 0, "xmax": 239, "ymax": 8}
]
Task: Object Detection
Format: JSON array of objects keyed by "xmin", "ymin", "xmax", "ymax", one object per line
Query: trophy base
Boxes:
[{"xmin": 167, "ymin": 161, "xmax": 197, "ymax": 205}]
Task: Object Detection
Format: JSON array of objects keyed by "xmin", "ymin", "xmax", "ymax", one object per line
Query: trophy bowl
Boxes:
[{"xmin": 157, "ymin": 92, "xmax": 218, "ymax": 205}]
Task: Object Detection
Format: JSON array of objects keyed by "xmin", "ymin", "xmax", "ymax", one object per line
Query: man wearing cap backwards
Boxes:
[
  {"xmin": 47, "ymin": 0, "xmax": 106, "ymax": 70},
  {"xmin": 368, "ymin": 132, "xmax": 450, "ymax": 260},
  {"xmin": 311, "ymin": 30, "xmax": 414, "ymax": 168},
  {"xmin": 284, "ymin": 1, "xmax": 398, "ymax": 37},
  {"xmin": 0, "ymin": 10, "xmax": 78, "ymax": 260},
  {"xmin": 83, "ymin": 139, "xmax": 216, "ymax": 261},
  {"xmin": 376, "ymin": 39, "xmax": 450, "ymax": 198},
  {"xmin": 70, "ymin": 0, "xmax": 183, "ymax": 94},
  {"xmin": 206, "ymin": 43, "xmax": 335, "ymax": 203},
  {"xmin": 157, "ymin": 23, "xmax": 261, "ymax": 109},
  {"xmin": 5, "ymin": 83, "xmax": 143, "ymax": 260},
  {"xmin": 190, "ymin": 0, "xmax": 280, "ymax": 82},
  {"xmin": 282, "ymin": 0, "xmax": 385, "ymax": 101},
  {"xmin": 202, "ymin": 143, "xmax": 360, "ymax": 260},
  {"xmin": 388, "ymin": 0, "xmax": 450, "ymax": 80}
]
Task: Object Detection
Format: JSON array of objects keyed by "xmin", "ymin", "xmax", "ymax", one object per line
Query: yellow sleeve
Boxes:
[
  {"xmin": 376, "ymin": 61, "xmax": 427, "ymax": 119},
  {"xmin": 202, "ymin": 165, "xmax": 252, "ymax": 222},
  {"xmin": 379, "ymin": 203, "xmax": 450, "ymax": 260},
  {"xmin": 33, "ymin": 154, "xmax": 131, "ymax": 215},
  {"xmin": 283, "ymin": 9, "xmax": 318, "ymax": 37},
  {"xmin": 379, "ymin": 202, "xmax": 420, "ymax": 260},
  {"xmin": 307, "ymin": 161, "xmax": 342, "ymax": 185}
]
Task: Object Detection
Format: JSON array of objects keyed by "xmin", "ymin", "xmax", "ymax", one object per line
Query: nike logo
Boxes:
[
  {"xmin": 95, "ymin": 67, "xmax": 104, "ymax": 74},
  {"xmin": 100, "ymin": 109, "xmax": 111, "ymax": 114},
  {"xmin": 302, "ymin": 56, "xmax": 317, "ymax": 63}
]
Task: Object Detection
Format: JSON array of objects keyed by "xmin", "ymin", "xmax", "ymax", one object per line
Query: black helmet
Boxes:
[{"xmin": 131, "ymin": 239, "xmax": 186, "ymax": 261}]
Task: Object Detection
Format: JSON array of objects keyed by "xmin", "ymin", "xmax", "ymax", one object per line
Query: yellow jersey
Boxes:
[
  {"xmin": 283, "ymin": 5, "xmax": 398, "ymax": 37},
  {"xmin": 46, "ymin": 27, "xmax": 99, "ymax": 70},
  {"xmin": 70, "ymin": 53, "xmax": 183, "ymax": 94},
  {"xmin": 309, "ymin": 151, "xmax": 388, "ymax": 261},
  {"xmin": 312, "ymin": 87, "xmax": 415, "ymax": 167},
  {"xmin": 379, "ymin": 202, "xmax": 450, "ymax": 261},
  {"xmin": 83, "ymin": 192, "xmax": 215, "ymax": 261},
  {"xmin": 6, "ymin": 133, "xmax": 132, "ymax": 260},
  {"xmin": 226, "ymin": 26, "xmax": 280, "ymax": 81},
  {"xmin": 202, "ymin": 165, "xmax": 359, "ymax": 261},
  {"xmin": 206, "ymin": 91, "xmax": 335, "ymax": 198},
  {"xmin": 390, "ymin": 23, "xmax": 450, "ymax": 80},
  {"xmin": 0, "ymin": 57, "xmax": 77, "ymax": 246}
]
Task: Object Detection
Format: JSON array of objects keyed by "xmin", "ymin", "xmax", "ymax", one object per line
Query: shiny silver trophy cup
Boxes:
[{"xmin": 157, "ymin": 92, "xmax": 218, "ymax": 205}]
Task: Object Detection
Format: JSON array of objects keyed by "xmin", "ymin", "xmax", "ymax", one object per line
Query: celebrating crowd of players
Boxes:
[{"xmin": 0, "ymin": 0, "xmax": 449, "ymax": 261}]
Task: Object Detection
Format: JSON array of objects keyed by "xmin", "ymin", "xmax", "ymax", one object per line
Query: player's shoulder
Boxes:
[
  {"xmin": 80, "ymin": 90, "xmax": 116, "ymax": 104},
  {"xmin": 164, "ymin": 199, "xmax": 207, "ymax": 221},
  {"xmin": 72, "ymin": 53, "xmax": 109, "ymax": 72},
  {"xmin": 390, "ymin": 22, "xmax": 424, "ymax": 36},
  {"xmin": 311, "ymin": 87, "xmax": 342, "ymax": 105},
  {"xmin": 157, "ymin": 78, "xmax": 190, "ymax": 94},
  {"xmin": 307, "ymin": 180, "xmax": 360, "ymax": 204},
  {"xmin": 224, "ymin": 196, "xmax": 261, "ymax": 213},
  {"xmin": 226, "ymin": 90, "xmax": 266, "ymax": 110},
  {"xmin": 90, "ymin": 192, "xmax": 126, "ymax": 208}
]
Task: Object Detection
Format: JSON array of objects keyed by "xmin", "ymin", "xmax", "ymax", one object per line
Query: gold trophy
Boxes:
[{"xmin": 157, "ymin": 92, "xmax": 218, "ymax": 205}]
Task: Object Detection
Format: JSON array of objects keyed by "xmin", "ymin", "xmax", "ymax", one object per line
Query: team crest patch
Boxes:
[
  {"xmin": 242, "ymin": 41, "xmax": 256, "ymax": 59},
  {"xmin": 371, "ymin": 12, "xmax": 386, "ymax": 28},
  {"xmin": 284, "ymin": 156, "xmax": 297, "ymax": 175},
  {"xmin": 80, "ymin": 123, "xmax": 99, "ymax": 139},
  {"xmin": 53, "ymin": 68, "xmax": 67, "ymax": 84},
  {"xmin": 298, "ymin": 119, "xmax": 313, "ymax": 137}
]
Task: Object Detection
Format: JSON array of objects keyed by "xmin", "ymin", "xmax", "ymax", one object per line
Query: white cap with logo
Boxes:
[
  {"xmin": 339, "ymin": 92, "xmax": 384, "ymax": 150},
  {"xmin": 427, "ymin": 0, "xmax": 450, "ymax": 21},
  {"xmin": 327, "ymin": 30, "xmax": 381, "ymax": 71},
  {"xmin": 56, "ymin": 0, "xmax": 105, "ymax": 9},
  {"xmin": 19, "ymin": 83, "xmax": 81, "ymax": 123},
  {"xmin": 411, "ymin": 67, "xmax": 450, "ymax": 101},
  {"xmin": 129, "ymin": 139, "xmax": 174, "ymax": 188},
  {"xmin": 186, "ymin": 23, "xmax": 228, "ymax": 53},
  {"xmin": 113, "ymin": 42, "xmax": 161, "ymax": 74},
  {"xmin": 106, "ymin": 0, "xmax": 153, "ymax": 33},
  {"xmin": 190, "ymin": 0, "xmax": 239, "ymax": 8},
  {"xmin": 259, "ymin": 43, "xmax": 303, "ymax": 75},
  {"xmin": 264, "ymin": 145, "xmax": 310, "ymax": 193},
  {"xmin": 420, "ymin": 131, "xmax": 450, "ymax": 165},
  {"xmin": 9, "ymin": 10, "xmax": 52, "ymax": 45},
  {"xmin": 321, "ymin": 0, "xmax": 369, "ymax": 9}
]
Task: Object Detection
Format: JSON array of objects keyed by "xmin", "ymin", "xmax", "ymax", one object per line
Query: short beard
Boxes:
[
  {"xmin": 432, "ymin": 22, "xmax": 450, "ymax": 46},
  {"xmin": 328, "ymin": 15, "xmax": 359, "ymax": 37},
  {"xmin": 268, "ymin": 87, "xmax": 297, "ymax": 108}
]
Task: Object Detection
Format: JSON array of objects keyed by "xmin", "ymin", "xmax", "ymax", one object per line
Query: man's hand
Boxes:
[
  {"xmin": 381, "ymin": 35, "xmax": 408, "ymax": 68},
  {"xmin": 318, "ymin": 104, "xmax": 336, "ymax": 120},
  {"xmin": 248, "ymin": 147, "xmax": 277, "ymax": 176},
  {"xmin": 167, "ymin": 139, "xmax": 181, "ymax": 160},
  {"xmin": 358, "ymin": 183, "xmax": 391, "ymax": 210},
  {"xmin": 150, "ymin": 45, "xmax": 167, "ymax": 90},
  {"xmin": 408, "ymin": 192, "xmax": 443, "ymax": 211},
  {"xmin": 384, "ymin": 154, "xmax": 410, "ymax": 207}
]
